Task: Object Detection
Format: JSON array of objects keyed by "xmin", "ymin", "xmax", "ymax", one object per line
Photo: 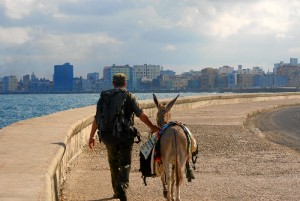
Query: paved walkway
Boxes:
[
  {"xmin": 60, "ymin": 98, "xmax": 300, "ymax": 201},
  {"xmin": 0, "ymin": 106, "xmax": 95, "ymax": 201}
]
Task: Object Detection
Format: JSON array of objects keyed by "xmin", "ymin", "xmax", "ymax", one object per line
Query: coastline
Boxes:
[
  {"xmin": 2, "ymin": 87, "xmax": 300, "ymax": 95},
  {"xmin": 0, "ymin": 92, "xmax": 204, "ymax": 129}
]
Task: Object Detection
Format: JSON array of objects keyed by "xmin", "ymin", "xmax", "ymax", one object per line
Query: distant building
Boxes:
[
  {"xmin": 234, "ymin": 66, "xmax": 264, "ymax": 89},
  {"xmin": 133, "ymin": 64, "xmax": 161, "ymax": 90},
  {"xmin": 29, "ymin": 78, "xmax": 51, "ymax": 93},
  {"xmin": 218, "ymin": 73, "xmax": 229, "ymax": 89},
  {"xmin": 273, "ymin": 75, "xmax": 288, "ymax": 87},
  {"xmin": 22, "ymin": 74, "xmax": 30, "ymax": 92},
  {"xmin": 200, "ymin": 68, "xmax": 218, "ymax": 90},
  {"xmin": 182, "ymin": 70, "xmax": 201, "ymax": 78},
  {"xmin": 290, "ymin": 58, "xmax": 298, "ymax": 65},
  {"xmin": 187, "ymin": 79, "xmax": 200, "ymax": 90},
  {"xmin": 228, "ymin": 72, "xmax": 238, "ymax": 88},
  {"xmin": 218, "ymin": 66, "xmax": 234, "ymax": 89},
  {"xmin": 160, "ymin": 70, "xmax": 176, "ymax": 76},
  {"xmin": 102, "ymin": 64, "xmax": 133, "ymax": 90},
  {"xmin": 253, "ymin": 74, "xmax": 288, "ymax": 88},
  {"xmin": 274, "ymin": 58, "xmax": 300, "ymax": 87},
  {"xmin": 237, "ymin": 74, "xmax": 255, "ymax": 88},
  {"xmin": 31, "ymin": 72, "xmax": 38, "ymax": 81},
  {"xmin": 54, "ymin": 63, "xmax": 74, "ymax": 92},
  {"xmin": 180, "ymin": 70, "xmax": 201, "ymax": 91},
  {"xmin": 87, "ymin": 72, "xmax": 99, "ymax": 80},
  {"xmin": 252, "ymin": 67, "xmax": 264, "ymax": 75},
  {"xmin": 2, "ymin": 76, "xmax": 18, "ymax": 93},
  {"xmin": 218, "ymin": 66, "xmax": 234, "ymax": 74},
  {"xmin": 274, "ymin": 58, "xmax": 300, "ymax": 74},
  {"xmin": 172, "ymin": 75, "xmax": 189, "ymax": 90},
  {"xmin": 277, "ymin": 65, "xmax": 300, "ymax": 87},
  {"xmin": 23, "ymin": 74, "xmax": 30, "ymax": 85},
  {"xmin": 254, "ymin": 74, "xmax": 273, "ymax": 88},
  {"xmin": 73, "ymin": 77, "xmax": 83, "ymax": 93}
]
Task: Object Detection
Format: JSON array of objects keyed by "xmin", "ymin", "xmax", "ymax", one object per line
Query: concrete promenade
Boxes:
[
  {"xmin": 1, "ymin": 93, "xmax": 300, "ymax": 201},
  {"xmin": 0, "ymin": 106, "xmax": 96, "ymax": 200},
  {"xmin": 61, "ymin": 95, "xmax": 300, "ymax": 201}
]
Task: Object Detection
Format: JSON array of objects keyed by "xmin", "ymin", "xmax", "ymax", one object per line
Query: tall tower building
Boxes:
[{"xmin": 53, "ymin": 63, "xmax": 74, "ymax": 92}]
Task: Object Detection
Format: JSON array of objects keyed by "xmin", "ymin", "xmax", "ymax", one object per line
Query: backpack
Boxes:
[
  {"xmin": 139, "ymin": 149, "xmax": 156, "ymax": 186},
  {"xmin": 97, "ymin": 89, "xmax": 128, "ymax": 138},
  {"xmin": 139, "ymin": 135, "xmax": 158, "ymax": 185}
]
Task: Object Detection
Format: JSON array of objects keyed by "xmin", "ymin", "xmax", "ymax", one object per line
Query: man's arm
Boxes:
[
  {"xmin": 88, "ymin": 118, "xmax": 98, "ymax": 149},
  {"xmin": 138, "ymin": 112, "xmax": 160, "ymax": 133}
]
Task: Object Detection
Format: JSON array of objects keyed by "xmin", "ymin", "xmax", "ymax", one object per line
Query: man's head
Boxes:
[{"xmin": 112, "ymin": 73, "xmax": 127, "ymax": 88}]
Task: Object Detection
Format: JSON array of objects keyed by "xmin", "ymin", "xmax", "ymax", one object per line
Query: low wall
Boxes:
[{"xmin": 1, "ymin": 92, "xmax": 300, "ymax": 200}]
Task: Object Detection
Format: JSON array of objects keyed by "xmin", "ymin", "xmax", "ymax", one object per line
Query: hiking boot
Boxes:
[
  {"xmin": 186, "ymin": 163, "xmax": 195, "ymax": 182},
  {"xmin": 116, "ymin": 184, "xmax": 127, "ymax": 201},
  {"xmin": 113, "ymin": 193, "xmax": 120, "ymax": 199},
  {"xmin": 118, "ymin": 193, "xmax": 127, "ymax": 201}
]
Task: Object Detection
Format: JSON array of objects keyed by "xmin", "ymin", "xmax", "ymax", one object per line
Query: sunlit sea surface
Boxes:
[{"xmin": 0, "ymin": 92, "xmax": 214, "ymax": 129}]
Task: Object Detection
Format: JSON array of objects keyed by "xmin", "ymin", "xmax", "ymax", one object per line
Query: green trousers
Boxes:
[{"xmin": 106, "ymin": 140, "xmax": 133, "ymax": 197}]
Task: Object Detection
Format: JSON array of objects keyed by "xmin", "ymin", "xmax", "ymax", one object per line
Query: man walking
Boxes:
[{"xmin": 89, "ymin": 73, "xmax": 159, "ymax": 201}]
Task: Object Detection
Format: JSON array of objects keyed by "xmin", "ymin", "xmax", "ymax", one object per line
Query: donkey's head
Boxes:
[{"xmin": 153, "ymin": 94, "xmax": 179, "ymax": 127}]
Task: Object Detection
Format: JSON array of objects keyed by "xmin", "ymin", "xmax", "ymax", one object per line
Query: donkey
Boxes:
[{"xmin": 153, "ymin": 94, "xmax": 189, "ymax": 201}]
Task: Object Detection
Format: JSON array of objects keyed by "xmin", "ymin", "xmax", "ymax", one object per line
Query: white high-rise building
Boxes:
[{"xmin": 133, "ymin": 64, "xmax": 161, "ymax": 90}]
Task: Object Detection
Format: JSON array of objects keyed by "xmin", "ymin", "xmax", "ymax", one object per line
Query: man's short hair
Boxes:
[{"xmin": 113, "ymin": 73, "xmax": 127, "ymax": 87}]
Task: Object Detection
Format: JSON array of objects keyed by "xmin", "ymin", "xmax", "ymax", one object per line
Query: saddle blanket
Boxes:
[{"xmin": 140, "ymin": 133, "xmax": 158, "ymax": 159}]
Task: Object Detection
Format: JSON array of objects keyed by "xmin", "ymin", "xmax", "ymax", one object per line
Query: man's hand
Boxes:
[
  {"xmin": 88, "ymin": 119, "xmax": 98, "ymax": 149},
  {"xmin": 151, "ymin": 125, "xmax": 160, "ymax": 133},
  {"xmin": 88, "ymin": 137, "xmax": 95, "ymax": 149}
]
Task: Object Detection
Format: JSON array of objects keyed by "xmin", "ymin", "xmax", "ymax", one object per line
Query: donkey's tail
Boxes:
[{"xmin": 174, "ymin": 129, "xmax": 183, "ymax": 186}]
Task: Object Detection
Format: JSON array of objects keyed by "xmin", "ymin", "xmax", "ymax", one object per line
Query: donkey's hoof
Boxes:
[{"xmin": 163, "ymin": 190, "xmax": 168, "ymax": 198}]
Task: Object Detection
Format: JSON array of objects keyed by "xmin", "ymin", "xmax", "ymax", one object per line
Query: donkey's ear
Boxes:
[
  {"xmin": 166, "ymin": 94, "xmax": 179, "ymax": 111},
  {"xmin": 153, "ymin": 93, "xmax": 159, "ymax": 107}
]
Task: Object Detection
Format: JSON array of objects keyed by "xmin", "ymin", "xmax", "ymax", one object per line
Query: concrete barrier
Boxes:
[{"xmin": 2, "ymin": 92, "xmax": 300, "ymax": 200}]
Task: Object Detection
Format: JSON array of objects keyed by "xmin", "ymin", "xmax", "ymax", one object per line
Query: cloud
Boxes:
[
  {"xmin": 0, "ymin": 0, "xmax": 38, "ymax": 19},
  {"xmin": 0, "ymin": 27, "xmax": 31, "ymax": 44},
  {"xmin": 1, "ymin": 0, "xmax": 300, "ymax": 79},
  {"xmin": 163, "ymin": 44, "xmax": 176, "ymax": 51}
]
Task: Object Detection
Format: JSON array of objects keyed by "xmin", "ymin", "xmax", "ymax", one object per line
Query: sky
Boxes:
[{"xmin": 1, "ymin": 0, "xmax": 300, "ymax": 80}]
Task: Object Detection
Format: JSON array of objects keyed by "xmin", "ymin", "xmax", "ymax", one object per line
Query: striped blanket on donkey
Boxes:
[{"xmin": 139, "ymin": 121, "xmax": 198, "ymax": 185}]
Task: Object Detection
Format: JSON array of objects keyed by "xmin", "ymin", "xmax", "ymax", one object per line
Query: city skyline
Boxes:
[
  {"xmin": 0, "ymin": 57, "xmax": 297, "ymax": 81},
  {"xmin": 1, "ymin": 1, "xmax": 300, "ymax": 79}
]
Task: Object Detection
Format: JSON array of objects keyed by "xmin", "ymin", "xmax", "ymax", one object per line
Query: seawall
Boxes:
[{"xmin": 1, "ymin": 92, "xmax": 300, "ymax": 200}]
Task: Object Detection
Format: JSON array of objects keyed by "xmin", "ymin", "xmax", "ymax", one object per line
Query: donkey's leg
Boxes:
[
  {"xmin": 164, "ymin": 163, "xmax": 172, "ymax": 201},
  {"xmin": 175, "ymin": 155, "xmax": 187, "ymax": 201},
  {"xmin": 175, "ymin": 167, "xmax": 182, "ymax": 201},
  {"xmin": 161, "ymin": 172, "xmax": 167, "ymax": 198},
  {"xmin": 171, "ymin": 165, "xmax": 175, "ymax": 201}
]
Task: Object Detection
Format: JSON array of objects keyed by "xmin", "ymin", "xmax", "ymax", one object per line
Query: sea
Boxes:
[{"xmin": 0, "ymin": 92, "xmax": 210, "ymax": 129}]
